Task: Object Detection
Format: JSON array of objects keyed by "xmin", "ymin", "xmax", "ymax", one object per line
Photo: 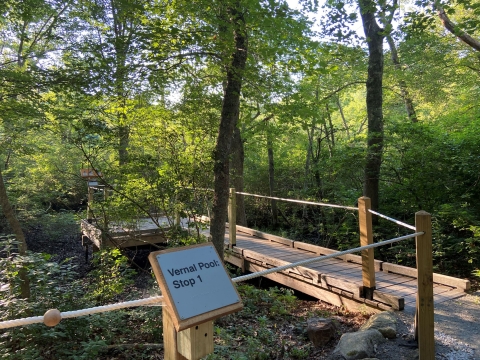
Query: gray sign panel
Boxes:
[{"xmin": 156, "ymin": 245, "xmax": 241, "ymax": 320}]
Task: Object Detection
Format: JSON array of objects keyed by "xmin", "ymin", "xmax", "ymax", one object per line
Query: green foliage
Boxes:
[
  {"xmin": 86, "ymin": 249, "xmax": 136, "ymax": 305},
  {"xmin": 0, "ymin": 236, "xmax": 163, "ymax": 359},
  {"xmin": 207, "ymin": 284, "xmax": 313, "ymax": 360},
  {"xmin": 238, "ymin": 284, "xmax": 297, "ymax": 317}
]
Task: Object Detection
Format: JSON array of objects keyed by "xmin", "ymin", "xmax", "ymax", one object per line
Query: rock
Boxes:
[
  {"xmin": 307, "ymin": 317, "xmax": 338, "ymax": 347},
  {"xmin": 332, "ymin": 329, "xmax": 385, "ymax": 359},
  {"xmin": 360, "ymin": 311, "xmax": 397, "ymax": 339}
]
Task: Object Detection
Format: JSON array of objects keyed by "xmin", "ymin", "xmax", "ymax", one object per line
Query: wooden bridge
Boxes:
[
  {"xmin": 223, "ymin": 225, "xmax": 469, "ymax": 313},
  {"xmin": 80, "ymin": 187, "xmax": 470, "ymax": 314}
]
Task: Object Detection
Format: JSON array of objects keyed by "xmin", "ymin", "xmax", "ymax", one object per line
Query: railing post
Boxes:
[
  {"xmin": 87, "ymin": 186, "xmax": 94, "ymax": 223},
  {"xmin": 358, "ymin": 197, "xmax": 375, "ymax": 299},
  {"xmin": 228, "ymin": 188, "xmax": 236, "ymax": 248},
  {"xmin": 415, "ymin": 211, "xmax": 434, "ymax": 360}
]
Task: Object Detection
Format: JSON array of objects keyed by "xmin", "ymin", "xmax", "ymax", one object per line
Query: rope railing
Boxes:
[
  {"xmin": 0, "ymin": 296, "xmax": 164, "ymax": 330},
  {"xmin": 0, "ymin": 231, "xmax": 423, "ymax": 330},
  {"xmin": 368, "ymin": 209, "xmax": 416, "ymax": 231},
  {"xmin": 235, "ymin": 191, "xmax": 358, "ymax": 211}
]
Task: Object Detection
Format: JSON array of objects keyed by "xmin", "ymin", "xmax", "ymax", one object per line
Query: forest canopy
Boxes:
[{"xmin": 0, "ymin": 0, "xmax": 479, "ymax": 277}]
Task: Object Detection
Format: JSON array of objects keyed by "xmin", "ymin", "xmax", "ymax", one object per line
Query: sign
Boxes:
[{"xmin": 149, "ymin": 243, "xmax": 243, "ymax": 331}]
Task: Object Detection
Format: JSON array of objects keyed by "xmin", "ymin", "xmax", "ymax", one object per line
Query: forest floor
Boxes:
[{"xmin": 22, "ymin": 219, "xmax": 479, "ymax": 360}]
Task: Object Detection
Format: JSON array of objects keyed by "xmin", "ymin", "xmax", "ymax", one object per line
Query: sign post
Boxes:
[{"xmin": 149, "ymin": 243, "xmax": 243, "ymax": 360}]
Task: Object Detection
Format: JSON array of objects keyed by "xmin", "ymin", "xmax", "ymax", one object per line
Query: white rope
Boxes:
[
  {"xmin": 231, "ymin": 232, "xmax": 424, "ymax": 283},
  {"xmin": 61, "ymin": 296, "xmax": 164, "ymax": 319},
  {"xmin": 0, "ymin": 296, "xmax": 164, "ymax": 330},
  {"xmin": 368, "ymin": 209, "xmax": 416, "ymax": 231},
  {"xmin": 235, "ymin": 192, "xmax": 358, "ymax": 211},
  {"xmin": 0, "ymin": 316, "xmax": 45, "ymax": 329}
]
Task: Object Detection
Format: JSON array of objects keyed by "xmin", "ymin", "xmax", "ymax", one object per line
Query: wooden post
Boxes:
[
  {"xmin": 163, "ymin": 306, "xmax": 214, "ymax": 360},
  {"xmin": 87, "ymin": 186, "xmax": 94, "ymax": 223},
  {"xmin": 103, "ymin": 186, "xmax": 108, "ymax": 228},
  {"xmin": 415, "ymin": 211, "xmax": 434, "ymax": 360},
  {"xmin": 358, "ymin": 197, "xmax": 375, "ymax": 299},
  {"xmin": 229, "ymin": 188, "xmax": 236, "ymax": 247},
  {"xmin": 163, "ymin": 306, "xmax": 188, "ymax": 360}
]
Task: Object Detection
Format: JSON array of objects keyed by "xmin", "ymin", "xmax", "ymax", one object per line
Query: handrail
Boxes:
[
  {"xmin": 0, "ymin": 296, "xmax": 164, "ymax": 330},
  {"xmin": 235, "ymin": 191, "xmax": 358, "ymax": 211},
  {"xmin": 368, "ymin": 209, "xmax": 416, "ymax": 231}
]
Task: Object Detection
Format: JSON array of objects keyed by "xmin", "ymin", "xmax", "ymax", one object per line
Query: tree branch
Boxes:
[{"xmin": 437, "ymin": 6, "xmax": 480, "ymax": 52}]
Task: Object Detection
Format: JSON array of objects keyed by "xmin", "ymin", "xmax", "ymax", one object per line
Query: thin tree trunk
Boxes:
[
  {"xmin": 230, "ymin": 127, "xmax": 247, "ymax": 226},
  {"xmin": 0, "ymin": 167, "xmax": 30, "ymax": 299},
  {"xmin": 359, "ymin": 0, "xmax": 385, "ymax": 213},
  {"xmin": 336, "ymin": 95, "xmax": 350, "ymax": 139},
  {"xmin": 386, "ymin": 35, "xmax": 418, "ymax": 122},
  {"xmin": 210, "ymin": 3, "xmax": 247, "ymax": 260},
  {"xmin": 267, "ymin": 132, "xmax": 278, "ymax": 227}
]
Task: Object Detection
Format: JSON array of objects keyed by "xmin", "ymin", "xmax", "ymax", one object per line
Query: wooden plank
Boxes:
[
  {"xmin": 241, "ymin": 249, "xmax": 319, "ymax": 282},
  {"xmin": 293, "ymin": 242, "xmax": 347, "ymax": 260},
  {"xmin": 320, "ymin": 274, "xmax": 362, "ymax": 297},
  {"xmin": 345, "ymin": 254, "xmax": 383, "ymax": 272},
  {"xmin": 226, "ymin": 253, "xmax": 393, "ymax": 312},
  {"xmin": 382, "ymin": 262, "xmax": 470, "ymax": 291},
  {"xmin": 371, "ymin": 290, "xmax": 404, "ymax": 310},
  {"xmin": 236, "ymin": 226, "xmax": 294, "ymax": 247}
]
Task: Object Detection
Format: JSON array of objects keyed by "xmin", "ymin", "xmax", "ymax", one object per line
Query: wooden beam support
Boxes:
[
  {"xmin": 358, "ymin": 197, "xmax": 375, "ymax": 299},
  {"xmin": 228, "ymin": 188, "xmax": 236, "ymax": 247},
  {"xmin": 87, "ymin": 186, "xmax": 94, "ymax": 223},
  {"xmin": 415, "ymin": 211, "xmax": 435, "ymax": 360}
]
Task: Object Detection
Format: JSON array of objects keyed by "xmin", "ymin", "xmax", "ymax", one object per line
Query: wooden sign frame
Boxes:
[{"xmin": 149, "ymin": 243, "xmax": 243, "ymax": 331}]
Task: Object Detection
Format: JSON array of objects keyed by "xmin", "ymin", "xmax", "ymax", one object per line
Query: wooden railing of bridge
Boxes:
[{"xmin": 224, "ymin": 189, "xmax": 469, "ymax": 360}]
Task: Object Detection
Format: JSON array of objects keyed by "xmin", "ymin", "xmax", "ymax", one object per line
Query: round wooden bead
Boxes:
[{"xmin": 43, "ymin": 309, "xmax": 62, "ymax": 327}]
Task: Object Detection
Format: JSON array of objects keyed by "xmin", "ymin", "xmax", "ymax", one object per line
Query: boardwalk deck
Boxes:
[
  {"xmin": 80, "ymin": 217, "xmax": 206, "ymax": 249},
  {"xmin": 225, "ymin": 227, "xmax": 469, "ymax": 313}
]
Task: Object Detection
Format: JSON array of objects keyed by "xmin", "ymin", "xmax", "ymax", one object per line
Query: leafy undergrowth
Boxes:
[
  {"xmin": 205, "ymin": 284, "xmax": 370, "ymax": 360},
  {"xmin": 1, "ymin": 230, "xmax": 371, "ymax": 360}
]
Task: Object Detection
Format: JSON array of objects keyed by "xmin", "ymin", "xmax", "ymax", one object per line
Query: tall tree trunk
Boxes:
[
  {"xmin": 359, "ymin": 0, "xmax": 384, "ymax": 213},
  {"xmin": 386, "ymin": 35, "xmax": 418, "ymax": 122},
  {"xmin": 230, "ymin": 127, "xmax": 247, "ymax": 226},
  {"xmin": 0, "ymin": 167, "xmax": 30, "ymax": 299},
  {"xmin": 210, "ymin": 3, "xmax": 247, "ymax": 260}
]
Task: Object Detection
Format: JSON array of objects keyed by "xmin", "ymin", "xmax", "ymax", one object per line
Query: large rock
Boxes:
[
  {"xmin": 332, "ymin": 329, "xmax": 385, "ymax": 360},
  {"xmin": 307, "ymin": 317, "xmax": 338, "ymax": 347},
  {"xmin": 360, "ymin": 311, "xmax": 397, "ymax": 339}
]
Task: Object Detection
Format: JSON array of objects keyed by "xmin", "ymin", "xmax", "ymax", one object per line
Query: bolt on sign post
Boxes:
[
  {"xmin": 358, "ymin": 197, "xmax": 375, "ymax": 299},
  {"xmin": 149, "ymin": 244, "xmax": 243, "ymax": 360}
]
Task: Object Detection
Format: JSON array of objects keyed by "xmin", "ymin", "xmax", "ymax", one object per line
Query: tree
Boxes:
[
  {"xmin": 0, "ymin": 0, "xmax": 70, "ymax": 299},
  {"xmin": 210, "ymin": 0, "xmax": 248, "ymax": 259}
]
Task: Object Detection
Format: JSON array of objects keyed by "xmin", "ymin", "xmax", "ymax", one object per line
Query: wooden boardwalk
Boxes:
[{"xmin": 224, "ymin": 226, "xmax": 470, "ymax": 313}]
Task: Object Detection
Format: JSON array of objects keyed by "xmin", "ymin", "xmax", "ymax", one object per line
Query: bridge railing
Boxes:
[{"xmin": 229, "ymin": 189, "xmax": 434, "ymax": 360}]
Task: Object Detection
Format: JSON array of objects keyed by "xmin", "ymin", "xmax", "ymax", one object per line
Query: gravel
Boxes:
[{"xmin": 391, "ymin": 291, "xmax": 480, "ymax": 360}]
